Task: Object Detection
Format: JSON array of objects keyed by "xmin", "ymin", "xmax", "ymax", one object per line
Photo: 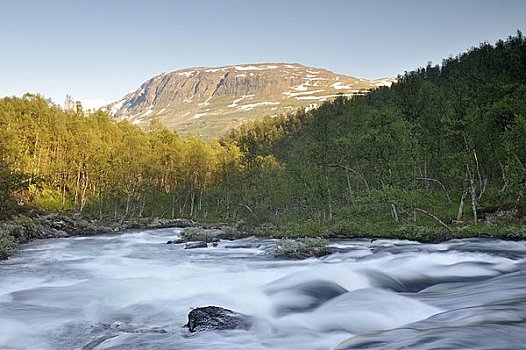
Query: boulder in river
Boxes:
[
  {"xmin": 181, "ymin": 227, "xmax": 221, "ymax": 243},
  {"xmin": 185, "ymin": 306, "xmax": 253, "ymax": 332},
  {"xmin": 184, "ymin": 241, "xmax": 208, "ymax": 249},
  {"xmin": 271, "ymin": 238, "xmax": 332, "ymax": 259},
  {"xmin": 166, "ymin": 238, "xmax": 185, "ymax": 244}
]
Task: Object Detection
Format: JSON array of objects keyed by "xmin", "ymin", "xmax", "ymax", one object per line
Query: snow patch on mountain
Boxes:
[
  {"xmin": 239, "ymin": 101, "xmax": 280, "ymax": 111},
  {"xmin": 332, "ymin": 82, "xmax": 354, "ymax": 89},
  {"xmin": 283, "ymin": 89, "xmax": 324, "ymax": 97},
  {"xmin": 198, "ymin": 96, "xmax": 212, "ymax": 106},
  {"xmin": 228, "ymin": 95, "xmax": 254, "ymax": 107},
  {"xmin": 178, "ymin": 71, "xmax": 195, "ymax": 77}
]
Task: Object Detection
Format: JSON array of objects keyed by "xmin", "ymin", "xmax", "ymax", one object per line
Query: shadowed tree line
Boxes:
[{"xmin": 219, "ymin": 32, "xmax": 526, "ymax": 237}]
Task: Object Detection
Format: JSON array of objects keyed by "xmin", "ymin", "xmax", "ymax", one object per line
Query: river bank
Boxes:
[
  {"xmin": 2, "ymin": 208, "xmax": 526, "ymax": 260},
  {"xmin": 0, "ymin": 213, "xmax": 198, "ymax": 259}
]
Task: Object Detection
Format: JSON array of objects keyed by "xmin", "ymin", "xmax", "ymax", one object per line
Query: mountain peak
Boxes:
[{"xmin": 103, "ymin": 63, "xmax": 395, "ymax": 138}]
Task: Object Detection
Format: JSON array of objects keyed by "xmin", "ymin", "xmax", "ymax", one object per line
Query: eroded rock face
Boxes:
[
  {"xmin": 103, "ymin": 63, "xmax": 395, "ymax": 138},
  {"xmin": 185, "ymin": 306, "xmax": 253, "ymax": 332}
]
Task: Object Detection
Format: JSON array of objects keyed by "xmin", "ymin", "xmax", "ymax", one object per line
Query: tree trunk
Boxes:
[
  {"xmin": 190, "ymin": 191, "xmax": 195, "ymax": 217},
  {"xmin": 62, "ymin": 174, "xmax": 67, "ymax": 207},
  {"xmin": 456, "ymin": 188, "xmax": 468, "ymax": 221},
  {"xmin": 391, "ymin": 203, "xmax": 399, "ymax": 223},
  {"xmin": 499, "ymin": 161, "xmax": 509, "ymax": 193},
  {"xmin": 344, "ymin": 168, "xmax": 355, "ymax": 207},
  {"xmin": 125, "ymin": 185, "xmax": 132, "ymax": 218},
  {"xmin": 467, "ymin": 166, "xmax": 478, "ymax": 224},
  {"xmin": 79, "ymin": 174, "xmax": 88, "ymax": 212},
  {"xmin": 74, "ymin": 166, "xmax": 81, "ymax": 206},
  {"xmin": 324, "ymin": 170, "xmax": 333, "ymax": 221},
  {"xmin": 171, "ymin": 193, "xmax": 178, "ymax": 219}
]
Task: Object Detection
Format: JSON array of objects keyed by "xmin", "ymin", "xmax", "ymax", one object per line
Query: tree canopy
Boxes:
[{"xmin": 1, "ymin": 33, "xmax": 525, "ymax": 239}]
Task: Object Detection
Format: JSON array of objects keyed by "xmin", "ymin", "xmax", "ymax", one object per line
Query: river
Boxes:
[{"xmin": 1, "ymin": 228, "xmax": 525, "ymax": 350}]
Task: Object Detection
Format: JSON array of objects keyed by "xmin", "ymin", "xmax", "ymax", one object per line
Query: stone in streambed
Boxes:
[
  {"xmin": 184, "ymin": 241, "xmax": 208, "ymax": 249},
  {"xmin": 166, "ymin": 238, "xmax": 185, "ymax": 244},
  {"xmin": 185, "ymin": 306, "xmax": 253, "ymax": 332}
]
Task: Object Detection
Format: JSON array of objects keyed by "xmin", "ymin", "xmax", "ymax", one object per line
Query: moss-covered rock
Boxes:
[
  {"xmin": 271, "ymin": 238, "xmax": 332, "ymax": 259},
  {"xmin": 181, "ymin": 227, "xmax": 221, "ymax": 242}
]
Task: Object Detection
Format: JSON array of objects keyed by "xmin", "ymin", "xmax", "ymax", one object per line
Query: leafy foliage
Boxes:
[
  {"xmin": 221, "ymin": 32, "xmax": 526, "ymax": 233},
  {"xmin": 1, "ymin": 33, "xmax": 526, "ymax": 243},
  {"xmin": 0, "ymin": 159, "xmax": 26, "ymax": 219},
  {"xmin": 0, "ymin": 232, "xmax": 19, "ymax": 259}
]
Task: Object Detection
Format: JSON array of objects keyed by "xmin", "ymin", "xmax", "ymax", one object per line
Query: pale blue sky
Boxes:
[{"xmin": 1, "ymin": 0, "xmax": 525, "ymax": 108}]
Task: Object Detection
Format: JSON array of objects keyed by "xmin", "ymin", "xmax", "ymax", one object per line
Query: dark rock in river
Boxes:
[
  {"xmin": 184, "ymin": 241, "xmax": 208, "ymax": 249},
  {"xmin": 185, "ymin": 306, "xmax": 253, "ymax": 332},
  {"xmin": 166, "ymin": 238, "xmax": 185, "ymax": 244},
  {"xmin": 225, "ymin": 243, "xmax": 257, "ymax": 249}
]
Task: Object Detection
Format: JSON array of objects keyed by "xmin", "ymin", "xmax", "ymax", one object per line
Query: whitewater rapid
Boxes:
[{"xmin": 0, "ymin": 228, "xmax": 525, "ymax": 349}]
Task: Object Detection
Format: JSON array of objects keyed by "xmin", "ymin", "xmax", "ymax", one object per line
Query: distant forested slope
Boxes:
[{"xmin": 220, "ymin": 32, "xmax": 526, "ymax": 237}]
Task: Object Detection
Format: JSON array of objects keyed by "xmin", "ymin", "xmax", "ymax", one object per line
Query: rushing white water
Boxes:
[{"xmin": 0, "ymin": 228, "xmax": 525, "ymax": 350}]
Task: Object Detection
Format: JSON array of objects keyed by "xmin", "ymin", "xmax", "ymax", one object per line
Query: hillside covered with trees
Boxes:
[{"xmin": 1, "ymin": 33, "xmax": 526, "ymax": 246}]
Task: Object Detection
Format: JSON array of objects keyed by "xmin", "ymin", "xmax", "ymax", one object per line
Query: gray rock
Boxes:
[
  {"xmin": 181, "ymin": 227, "xmax": 221, "ymax": 243},
  {"xmin": 271, "ymin": 238, "xmax": 333, "ymax": 259},
  {"xmin": 224, "ymin": 243, "xmax": 257, "ymax": 249},
  {"xmin": 184, "ymin": 241, "xmax": 208, "ymax": 249},
  {"xmin": 185, "ymin": 306, "xmax": 253, "ymax": 332},
  {"xmin": 166, "ymin": 238, "xmax": 185, "ymax": 244}
]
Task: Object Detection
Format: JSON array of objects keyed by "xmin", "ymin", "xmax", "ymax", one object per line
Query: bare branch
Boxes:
[
  {"xmin": 414, "ymin": 207, "xmax": 452, "ymax": 233},
  {"xmin": 416, "ymin": 177, "xmax": 452, "ymax": 204}
]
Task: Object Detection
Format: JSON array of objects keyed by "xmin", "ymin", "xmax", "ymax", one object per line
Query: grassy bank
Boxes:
[{"xmin": 233, "ymin": 217, "xmax": 526, "ymax": 243}]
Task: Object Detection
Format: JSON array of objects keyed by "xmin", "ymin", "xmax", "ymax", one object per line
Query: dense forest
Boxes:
[{"xmin": 1, "ymin": 33, "xmax": 526, "ymax": 241}]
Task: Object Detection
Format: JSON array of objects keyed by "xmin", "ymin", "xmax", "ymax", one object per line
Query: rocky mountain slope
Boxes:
[{"xmin": 103, "ymin": 63, "xmax": 394, "ymax": 138}]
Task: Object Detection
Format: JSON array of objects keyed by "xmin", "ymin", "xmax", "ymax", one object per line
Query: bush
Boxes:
[
  {"xmin": 0, "ymin": 160, "xmax": 27, "ymax": 220},
  {"xmin": 0, "ymin": 231, "xmax": 19, "ymax": 260},
  {"xmin": 28, "ymin": 184, "xmax": 74, "ymax": 212}
]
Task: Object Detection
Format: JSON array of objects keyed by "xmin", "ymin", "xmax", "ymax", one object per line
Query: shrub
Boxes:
[{"xmin": 0, "ymin": 231, "xmax": 19, "ymax": 260}]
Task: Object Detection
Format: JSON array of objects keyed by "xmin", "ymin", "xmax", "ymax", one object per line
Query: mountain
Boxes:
[{"xmin": 103, "ymin": 63, "xmax": 394, "ymax": 138}]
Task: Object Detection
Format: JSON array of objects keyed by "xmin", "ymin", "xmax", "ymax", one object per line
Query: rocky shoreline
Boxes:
[{"xmin": 0, "ymin": 213, "xmax": 198, "ymax": 260}]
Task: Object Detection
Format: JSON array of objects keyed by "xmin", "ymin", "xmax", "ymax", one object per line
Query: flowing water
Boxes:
[{"xmin": 0, "ymin": 228, "xmax": 525, "ymax": 350}]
